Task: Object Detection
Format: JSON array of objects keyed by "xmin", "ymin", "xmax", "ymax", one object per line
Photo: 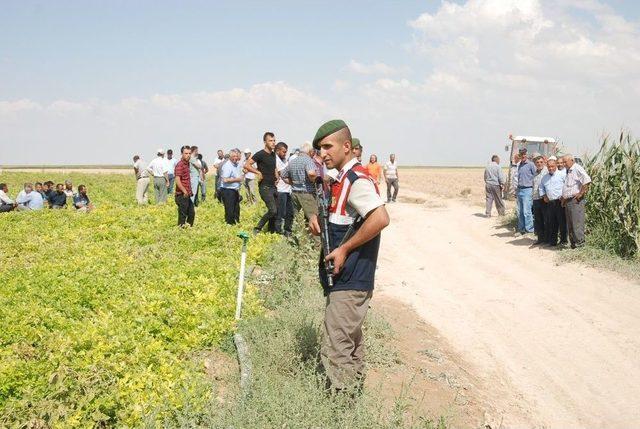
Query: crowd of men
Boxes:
[
  {"xmin": 485, "ymin": 148, "xmax": 592, "ymax": 249},
  {"xmin": 132, "ymin": 136, "xmax": 401, "ymax": 231},
  {"xmin": 0, "ymin": 180, "xmax": 94, "ymax": 213}
]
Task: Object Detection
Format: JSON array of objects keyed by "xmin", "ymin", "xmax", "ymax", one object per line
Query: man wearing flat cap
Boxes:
[
  {"xmin": 516, "ymin": 148, "xmax": 536, "ymax": 235},
  {"xmin": 310, "ymin": 119, "xmax": 390, "ymax": 393}
]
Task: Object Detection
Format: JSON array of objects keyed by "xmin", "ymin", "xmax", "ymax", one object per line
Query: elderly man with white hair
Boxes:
[
  {"xmin": 561, "ymin": 154, "xmax": 592, "ymax": 248},
  {"xmin": 280, "ymin": 141, "xmax": 319, "ymax": 221},
  {"xmin": 16, "ymin": 182, "xmax": 44, "ymax": 211},
  {"xmin": 219, "ymin": 148, "xmax": 244, "ymax": 224}
]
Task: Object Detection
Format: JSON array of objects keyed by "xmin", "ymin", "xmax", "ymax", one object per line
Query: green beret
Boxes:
[
  {"xmin": 352, "ymin": 138, "xmax": 361, "ymax": 150},
  {"xmin": 313, "ymin": 119, "xmax": 348, "ymax": 149}
]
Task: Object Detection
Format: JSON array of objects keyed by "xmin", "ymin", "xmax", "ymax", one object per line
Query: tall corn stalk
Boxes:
[{"xmin": 585, "ymin": 132, "xmax": 640, "ymax": 259}]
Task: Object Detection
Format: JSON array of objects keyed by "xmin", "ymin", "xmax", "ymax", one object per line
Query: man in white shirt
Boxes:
[
  {"xmin": 0, "ymin": 183, "xmax": 16, "ymax": 212},
  {"xmin": 275, "ymin": 142, "xmax": 294, "ymax": 236},
  {"xmin": 133, "ymin": 155, "xmax": 151, "ymax": 205},
  {"xmin": 165, "ymin": 149, "xmax": 179, "ymax": 195},
  {"xmin": 561, "ymin": 154, "xmax": 592, "ymax": 248},
  {"xmin": 383, "ymin": 153, "xmax": 399, "ymax": 203},
  {"xmin": 241, "ymin": 149, "xmax": 257, "ymax": 204},
  {"xmin": 213, "ymin": 149, "xmax": 225, "ymax": 202},
  {"xmin": 146, "ymin": 148, "xmax": 169, "ymax": 204},
  {"xmin": 16, "ymin": 182, "xmax": 44, "ymax": 211}
]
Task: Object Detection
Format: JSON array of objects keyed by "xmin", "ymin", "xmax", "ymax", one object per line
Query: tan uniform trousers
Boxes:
[{"xmin": 321, "ymin": 289, "xmax": 372, "ymax": 390}]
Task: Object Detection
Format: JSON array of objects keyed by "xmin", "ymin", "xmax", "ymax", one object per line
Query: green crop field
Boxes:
[{"xmin": 0, "ymin": 172, "xmax": 276, "ymax": 427}]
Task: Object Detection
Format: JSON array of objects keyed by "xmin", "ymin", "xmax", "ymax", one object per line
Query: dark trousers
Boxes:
[
  {"xmin": 532, "ymin": 199, "xmax": 546, "ymax": 241},
  {"xmin": 0, "ymin": 203, "xmax": 14, "ymax": 212},
  {"xmin": 175, "ymin": 194, "xmax": 195, "ymax": 227},
  {"xmin": 275, "ymin": 192, "xmax": 294, "ymax": 234},
  {"xmin": 221, "ymin": 188, "xmax": 240, "ymax": 225},
  {"xmin": 256, "ymin": 184, "xmax": 277, "ymax": 232},
  {"xmin": 544, "ymin": 200, "xmax": 566, "ymax": 245}
]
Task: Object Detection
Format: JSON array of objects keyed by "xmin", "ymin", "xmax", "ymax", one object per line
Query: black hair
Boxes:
[
  {"xmin": 133, "ymin": 155, "xmax": 140, "ymax": 161},
  {"xmin": 45, "ymin": 181, "xmax": 54, "ymax": 186},
  {"xmin": 35, "ymin": 182, "xmax": 43, "ymax": 186},
  {"xmin": 0, "ymin": 183, "xmax": 6, "ymax": 189},
  {"xmin": 191, "ymin": 145, "xmax": 198, "ymax": 151},
  {"xmin": 491, "ymin": 155, "xmax": 499, "ymax": 162},
  {"xmin": 197, "ymin": 153, "xmax": 203, "ymax": 160},
  {"xmin": 167, "ymin": 149, "xmax": 173, "ymax": 155},
  {"xmin": 275, "ymin": 142, "xmax": 288, "ymax": 151},
  {"xmin": 78, "ymin": 185, "xmax": 86, "ymax": 191},
  {"xmin": 181, "ymin": 145, "xmax": 191, "ymax": 153},
  {"xmin": 263, "ymin": 132, "xmax": 275, "ymax": 142}
]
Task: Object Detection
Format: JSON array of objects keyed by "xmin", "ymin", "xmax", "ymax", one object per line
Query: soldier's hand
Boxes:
[
  {"xmin": 325, "ymin": 246, "xmax": 347, "ymax": 275},
  {"xmin": 309, "ymin": 215, "xmax": 321, "ymax": 236}
]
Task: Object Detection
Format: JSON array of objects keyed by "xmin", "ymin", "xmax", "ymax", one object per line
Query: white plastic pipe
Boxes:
[{"xmin": 234, "ymin": 243, "xmax": 247, "ymax": 320}]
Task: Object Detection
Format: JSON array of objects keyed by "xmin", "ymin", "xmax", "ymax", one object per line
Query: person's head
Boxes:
[
  {"xmin": 557, "ymin": 157, "xmax": 565, "ymax": 170},
  {"xmin": 224, "ymin": 153, "xmax": 230, "ymax": 160},
  {"xmin": 263, "ymin": 132, "xmax": 276, "ymax": 151},
  {"xmin": 230, "ymin": 148, "xmax": 241, "ymax": 163},
  {"xmin": 217, "ymin": 149, "xmax": 224, "ymax": 158},
  {"xmin": 314, "ymin": 121, "xmax": 353, "ymax": 170},
  {"xmin": 190, "ymin": 146, "xmax": 199, "ymax": 156},
  {"xmin": 491, "ymin": 154, "xmax": 500, "ymax": 164},
  {"xmin": 197, "ymin": 153, "xmax": 203, "ymax": 161},
  {"xmin": 64, "ymin": 180, "xmax": 72, "ymax": 190},
  {"xmin": 518, "ymin": 148, "xmax": 528, "ymax": 160},
  {"xmin": 157, "ymin": 148, "xmax": 165, "ymax": 158},
  {"xmin": 563, "ymin": 154, "xmax": 575, "ymax": 169},
  {"xmin": 35, "ymin": 182, "xmax": 43, "ymax": 192},
  {"xmin": 299, "ymin": 142, "xmax": 313, "ymax": 156},
  {"xmin": 43, "ymin": 181, "xmax": 53, "ymax": 191},
  {"xmin": 180, "ymin": 145, "xmax": 192, "ymax": 161},
  {"xmin": 56, "ymin": 183, "xmax": 64, "ymax": 193},
  {"xmin": 133, "ymin": 155, "xmax": 140, "ymax": 162},
  {"xmin": 534, "ymin": 156, "xmax": 545, "ymax": 171},
  {"xmin": 244, "ymin": 149, "xmax": 251, "ymax": 159},
  {"xmin": 547, "ymin": 159, "xmax": 557, "ymax": 174},
  {"xmin": 0, "ymin": 183, "xmax": 7, "ymax": 193},
  {"xmin": 351, "ymin": 138, "xmax": 362, "ymax": 159},
  {"xmin": 370, "ymin": 154, "xmax": 378, "ymax": 163},
  {"xmin": 78, "ymin": 184, "xmax": 87, "ymax": 195},
  {"xmin": 23, "ymin": 182, "xmax": 33, "ymax": 193},
  {"xmin": 390, "ymin": 153, "xmax": 396, "ymax": 163},
  {"xmin": 167, "ymin": 149, "xmax": 173, "ymax": 159},
  {"xmin": 275, "ymin": 142, "xmax": 288, "ymax": 159}
]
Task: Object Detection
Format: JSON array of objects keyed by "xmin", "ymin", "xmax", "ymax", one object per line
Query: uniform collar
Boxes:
[{"xmin": 337, "ymin": 157, "xmax": 359, "ymax": 181}]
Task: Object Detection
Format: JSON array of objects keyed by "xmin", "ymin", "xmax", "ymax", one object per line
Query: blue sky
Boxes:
[{"xmin": 1, "ymin": 0, "xmax": 639, "ymax": 165}]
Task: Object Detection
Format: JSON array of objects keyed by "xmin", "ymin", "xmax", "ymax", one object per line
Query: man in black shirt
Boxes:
[
  {"xmin": 244, "ymin": 131, "xmax": 278, "ymax": 233},
  {"xmin": 48, "ymin": 183, "xmax": 67, "ymax": 209}
]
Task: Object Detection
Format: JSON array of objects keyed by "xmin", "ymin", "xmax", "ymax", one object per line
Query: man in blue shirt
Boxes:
[
  {"xmin": 48, "ymin": 183, "xmax": 67, "ymax": 209},
  {"xmin": 220, "ymin": 148, "xmax": 244, "ymax": 225},
  {"xmin": 516, "ymin": 148, "xmax": 537, "ymax": 234},
  {"xmin": 539, "ymin": 158, "xmax": 567, "ymax": 246}
]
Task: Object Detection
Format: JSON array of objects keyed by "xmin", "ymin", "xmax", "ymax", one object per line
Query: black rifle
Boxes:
[{"xmin": 315, "ymin": 177, "xmax": 335, "ymax": 287}]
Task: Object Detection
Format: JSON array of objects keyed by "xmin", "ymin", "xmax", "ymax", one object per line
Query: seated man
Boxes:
[
  {"xmin": 48, "ymin": 183, "xmax": 67, "ymax": 209},
  {"xmin": 0, "ymin": 183, "xmax": 16, "ymax": 212},
  {"xmin": 35, "ymin": 182, "xmax": 45, "ymax": 198},
  {"xmin": 43, "ymin": 181, "xmax": 55, "ymax": 200},
  {"xmin": 16, "ymin": 182, "xmax": 45, "ymax": 211},
  {"xmin": 73, "ymin": 185, "xmax": 94, "ymax": 212}
]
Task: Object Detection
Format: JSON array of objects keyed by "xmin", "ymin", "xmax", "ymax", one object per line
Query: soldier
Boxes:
[
  {"xmin": 309, "ymin": 119, "xmax": 390, "ymax": 393},
  {"xmin": 352, "ymin": 137, "xmax": 362, "ymax": 162}
]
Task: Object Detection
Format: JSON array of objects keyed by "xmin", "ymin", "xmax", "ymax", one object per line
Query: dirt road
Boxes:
[{"xmin": 375, "ymin": 189, "xmax": 640, "ymax": 429}]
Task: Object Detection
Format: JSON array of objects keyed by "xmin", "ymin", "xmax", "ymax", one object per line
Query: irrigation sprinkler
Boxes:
[
  {"xmin": 234, "ymin": 231, "xmax": 250, "ymax": 320},
  {"xmin": 233, "ymin": 231, "xmax": 252, "ymax": 393}
]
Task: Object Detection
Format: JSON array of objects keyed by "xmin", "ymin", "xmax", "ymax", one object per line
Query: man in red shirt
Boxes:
[{"xmin": 174, "ymin": 145, "xmax": 195, "ymax": 227}]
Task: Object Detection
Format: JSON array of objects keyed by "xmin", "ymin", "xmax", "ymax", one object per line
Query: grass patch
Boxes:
[
  {"xmin": 162, "ymin": 228, "xmax": 445, "ymax": 428},
  {"xmin": 555, "ymin": 245, "xmax": 640, "ymax": 283}
]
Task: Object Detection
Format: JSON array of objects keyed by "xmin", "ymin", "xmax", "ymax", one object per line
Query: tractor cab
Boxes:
[{"xmin": 505, "ymin": 135, "xmax": 557, "ymax": 165}]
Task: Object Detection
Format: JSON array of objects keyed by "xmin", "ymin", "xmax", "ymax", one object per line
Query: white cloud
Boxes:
[
  {"xmin": 347, "ymin": 59, "xmax": 398, "ymax": 75},
  {"xmin": 1, "ymin": 1, "xmax": 639, "ymax": 166}
]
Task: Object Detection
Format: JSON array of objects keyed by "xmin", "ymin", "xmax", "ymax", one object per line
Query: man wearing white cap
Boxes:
[
  {"xmin": 241, "ymin": 148, "xmax": 257, "ymax": 204},
  {"xmin": 146, "ymin": 148, "xmax": 169, "ymax": 204}
]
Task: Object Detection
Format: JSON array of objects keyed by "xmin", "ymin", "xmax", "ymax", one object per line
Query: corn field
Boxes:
[{"xmin": 585, "ymin": 132, "xmax": 640, "ymax": 259}]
